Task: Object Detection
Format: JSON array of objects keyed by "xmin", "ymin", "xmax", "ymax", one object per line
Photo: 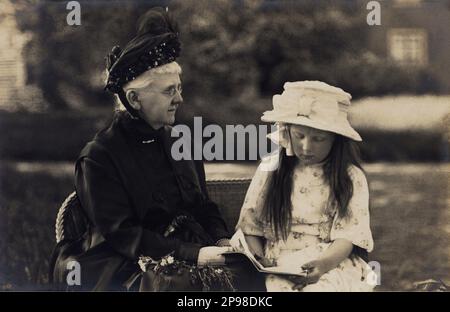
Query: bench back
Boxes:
[
  {"xmin": 206, "ymin": 179, "xmax": 251, "ymax": 233},
  {"xmin": 55, "ymin": 179, "xmax": 251, "ymax": 243}
]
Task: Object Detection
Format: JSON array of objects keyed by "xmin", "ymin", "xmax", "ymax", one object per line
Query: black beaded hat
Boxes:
[{"xmin": 104, "ymin": 8, "xmax": 181, "ymax": 94}]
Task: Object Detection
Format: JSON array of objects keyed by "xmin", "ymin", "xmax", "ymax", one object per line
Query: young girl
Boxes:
[{"xmin": 236, "ymin": 81, "xmax": 375, "ymax": 291}]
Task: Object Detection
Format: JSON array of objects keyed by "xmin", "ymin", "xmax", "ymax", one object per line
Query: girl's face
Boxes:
[{"xmin": 288, "ymin": 124, "xmax": 335, "ymax": 165}]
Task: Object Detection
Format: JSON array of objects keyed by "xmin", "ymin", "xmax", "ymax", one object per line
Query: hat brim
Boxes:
[{"xmin": 261, "ymin": 113, "xmax": 362, "ymax": 142}]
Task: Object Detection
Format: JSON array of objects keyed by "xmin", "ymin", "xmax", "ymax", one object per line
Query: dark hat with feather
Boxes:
[{"xmin": 104, "ymin": 8, "xmax": 181, "ymax": 116}]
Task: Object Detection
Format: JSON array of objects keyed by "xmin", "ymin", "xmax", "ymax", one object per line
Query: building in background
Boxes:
[
  {"xmin": 0, "ymin": 1, "xmax": 28, "ymax": 105},
  {"xmin": 0, "ymin": 1, "xmax": 43, "ymax": 111},
  {"xmin": 368, "ymin": 0, "xmax": 450, "ymax": 92}
]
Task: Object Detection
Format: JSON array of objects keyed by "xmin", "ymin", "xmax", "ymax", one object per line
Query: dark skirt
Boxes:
[
  {"xmin": 50, "ymin": 215, "xmax": 266, "ymax": 291},
  {"xmin": 50, "ymin": 237, "xmax": 140, "ymax": 291}
]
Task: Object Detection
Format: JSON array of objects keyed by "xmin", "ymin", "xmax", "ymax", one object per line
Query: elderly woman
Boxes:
[{"xmin": 50, "ymin": 8, "xmax": 256, "ymax": 291}]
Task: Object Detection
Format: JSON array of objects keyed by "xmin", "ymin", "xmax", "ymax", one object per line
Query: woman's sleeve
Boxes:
[
  {"xmin": 75, "ymin": 149, "xmax": 201, "ymax": 263},
  {"xmin": 235, "ymin": 159, "xmax": 272, "ymax": 237},
  {"xmin": 330, "ymin": 166, "xmax": 374, "ymax": 252}
]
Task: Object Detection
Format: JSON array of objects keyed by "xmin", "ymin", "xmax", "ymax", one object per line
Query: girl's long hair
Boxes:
[{"xmin": 262, "ymin": 134, "xmax": 363, "ymax": 241}]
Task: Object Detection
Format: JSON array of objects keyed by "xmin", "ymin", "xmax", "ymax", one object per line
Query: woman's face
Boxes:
[
  {"xmin": 288, "ymin": 124, "xmax": 335, "ymax": 165},
  {"xmin": 134, "ymin": 73, "xmax": 183, "ymax": 129}
]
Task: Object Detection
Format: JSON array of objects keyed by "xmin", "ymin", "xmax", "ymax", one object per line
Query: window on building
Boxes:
[
  {"xmin": 393, "ymin": 0, "xmax": 422, "ymax": 8},
  {"xmin": 387, "ymin": 28, "xmax": 428, "ymax": 66}
]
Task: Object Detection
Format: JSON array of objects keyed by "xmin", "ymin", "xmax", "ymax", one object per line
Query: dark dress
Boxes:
[{"xmin": 50, "ymin": 111, "xmax": 232, "ymax": 291}]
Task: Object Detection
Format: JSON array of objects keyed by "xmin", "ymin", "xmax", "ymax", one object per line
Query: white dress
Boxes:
[{"xmin": 236, "ymin": 155, "xmax": 376, "ymax": 292}]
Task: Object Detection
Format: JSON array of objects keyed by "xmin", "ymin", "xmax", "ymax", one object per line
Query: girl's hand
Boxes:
[{"xmin": 288, "ymin": 260, "xmax": 327, "ymax": 291}]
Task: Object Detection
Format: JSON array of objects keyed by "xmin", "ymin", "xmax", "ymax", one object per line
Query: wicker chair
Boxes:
[
  {"xmin": 55, "ymin": 179, "xmax": 251, "ymax": 243},
  {"xmin": 55, "ymin": 191, "xmax": 89, "ymax": 243}
]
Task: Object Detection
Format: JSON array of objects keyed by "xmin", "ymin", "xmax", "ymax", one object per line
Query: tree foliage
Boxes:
[{"xmin": 13, "ymin": 0, "xmax": 435, "ymax": 111}]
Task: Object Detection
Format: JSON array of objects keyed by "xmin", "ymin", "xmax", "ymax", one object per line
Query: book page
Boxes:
[
  {"xmin": 228, "ymin": 229, "xmax": 265, "ymax": 270},
  {"xmin": 227, "ymin": 229, "xmax": 307, "ymax": 276}
]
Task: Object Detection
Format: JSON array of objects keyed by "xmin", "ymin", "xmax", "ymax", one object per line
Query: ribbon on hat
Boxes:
[
  {"xmin": 266, "ymin": 124, "xmax": 294, "ymax": 156},
  {"xmin": 272, "ymin": 92, "xmax": 340, "ymax": 123}
]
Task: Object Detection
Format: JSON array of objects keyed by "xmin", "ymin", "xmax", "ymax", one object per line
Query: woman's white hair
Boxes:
[{"xmin": 113, "ymin": 61, "xmax": 182, "ymax": 112}]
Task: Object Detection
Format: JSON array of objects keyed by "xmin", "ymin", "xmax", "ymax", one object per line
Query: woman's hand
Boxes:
[
  {"xmin": 197, "ymin": 246, "xmax": 233, "ymax": 266},
  {"xmin": 287, "ymin": 260, "xmax": 327, "ymax": 291}
]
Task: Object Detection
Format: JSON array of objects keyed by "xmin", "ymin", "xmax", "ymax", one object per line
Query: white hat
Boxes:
[{"xmin": 262, "ymin": 81, "xmax": 362, "ymax": 141}]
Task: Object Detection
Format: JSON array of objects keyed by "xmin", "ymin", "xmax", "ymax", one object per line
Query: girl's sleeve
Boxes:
[
  {"xmin": 235, "ymin": 158, "xmax": 273, "ymax": 237},
  {"xmin": 330, "ymin": 166, "xmax": 374, "ymax": 252}
]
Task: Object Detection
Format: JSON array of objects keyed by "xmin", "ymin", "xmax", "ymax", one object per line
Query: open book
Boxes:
[{"xmin": 224, "ymin": 229, "xmax": 307, "ymax": 277}]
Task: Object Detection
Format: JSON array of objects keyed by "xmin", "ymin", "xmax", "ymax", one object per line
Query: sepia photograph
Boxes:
[{"xmin": 0, "ymin": 0, "xmax": 449, "ymax": 295}]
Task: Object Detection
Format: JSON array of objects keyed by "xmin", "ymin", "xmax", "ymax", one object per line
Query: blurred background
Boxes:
[{"xmin": 0, "ymin": 0, "xmax": 449, "ymax": 291}]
